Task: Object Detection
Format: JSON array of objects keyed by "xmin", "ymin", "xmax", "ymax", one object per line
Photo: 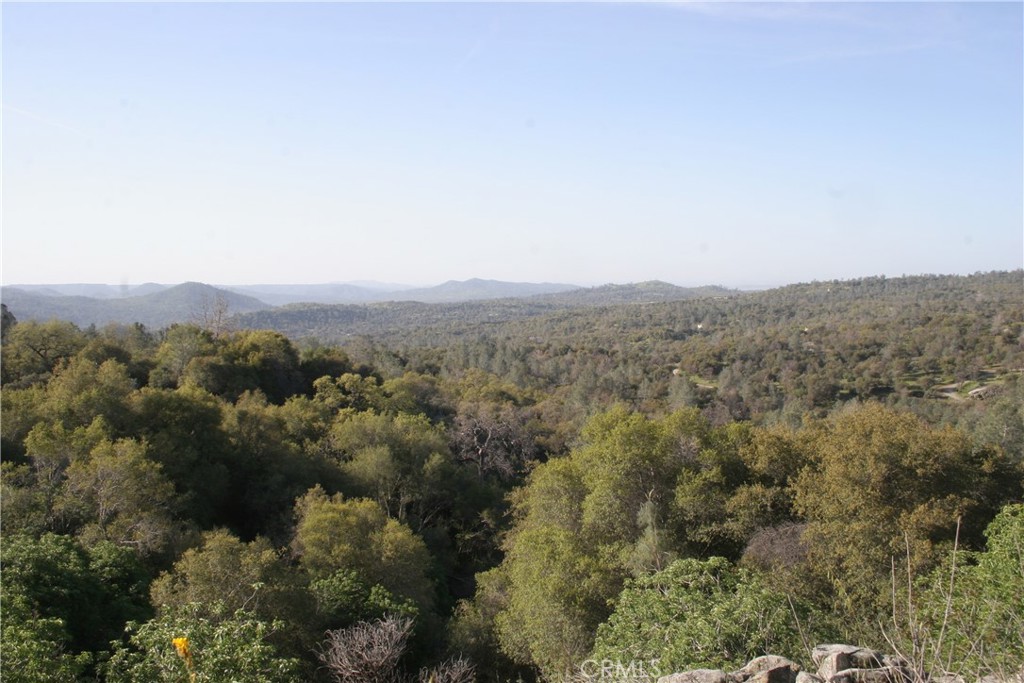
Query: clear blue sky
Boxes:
[{"xmin": 3, "ymin": 2, "xmax": 1021, "ymax": 288}]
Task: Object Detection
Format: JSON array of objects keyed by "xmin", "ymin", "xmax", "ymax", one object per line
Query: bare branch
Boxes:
[
  {"xmin": 318, "ymin": 615, "xmax": 414, "ymax": 683},
  {"xmin": 417, "ymin": 656, "xmax": 476, "ymax": 683}
]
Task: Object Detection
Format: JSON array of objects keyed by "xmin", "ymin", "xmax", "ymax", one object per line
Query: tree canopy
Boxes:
[{"xmin": 1, "ymin": 271, "xmax": 1021, "ymax": 682}]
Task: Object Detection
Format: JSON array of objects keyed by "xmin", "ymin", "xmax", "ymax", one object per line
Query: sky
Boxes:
[{"xmin": 2, "ymin": 1, "xmax": 1021, "ymax": 289}]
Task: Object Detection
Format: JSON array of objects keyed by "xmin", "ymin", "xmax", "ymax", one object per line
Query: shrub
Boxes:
[{"xmin": 591, "ymin": 557, "xmax": 809, "ymax": 673}]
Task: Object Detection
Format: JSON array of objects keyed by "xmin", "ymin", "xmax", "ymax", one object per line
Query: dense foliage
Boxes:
[
  {"xmin": 591, "ymin": 557, "xmax": 806, "ymax": 673},
  {"xmin": 1, "ymin": 271, "xmax": 1021, "ymax": 681}
]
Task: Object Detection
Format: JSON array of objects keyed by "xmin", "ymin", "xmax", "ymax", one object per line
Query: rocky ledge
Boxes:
[{"xmin": 658, "ymin": 644, "xmax": 1024, "ymax": 683}]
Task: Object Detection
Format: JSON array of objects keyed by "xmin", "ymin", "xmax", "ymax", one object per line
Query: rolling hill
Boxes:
[
  {"xmin": 0, "ymin": 282, "xmax": 270, "ymax": 329},
  {"xmin": 225, "ymin": 279, "xmax": 580, "ymax": 305},
  {"xmin": 1, "ymin": 278, "xmax": 740, "ymax": 334}
]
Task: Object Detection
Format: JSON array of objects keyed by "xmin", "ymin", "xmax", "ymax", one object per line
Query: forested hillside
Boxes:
[
  {"xmin": 0, "ymin": 282, "xmax": 270, "ymax": 330},
  {"xmin": 239, "ymin": 271, "xmax": 1024, "ymax": 445},
  {"xmin": 1, "ymin": 271, "xmax": 1021, "ymax": 682}
]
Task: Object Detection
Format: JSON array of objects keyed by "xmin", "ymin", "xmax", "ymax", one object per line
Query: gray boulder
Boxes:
[
  {"xmin": 734, "ymin": 655, "xmax": 803, "ymax": 683},
  {"xmin": 797, "ymin": 672, "xmax": 826, "ymax": 683},
  {"xmin": 659, "ymin": 670, "xmax": 734, "ymax": 683},
  {"xmin": 812, "ymin": 645, "xmax": 886, "ymax": 680},
  {"xmin": 827, "ymin": 667, "xmax": 914, "ymax": 683}
]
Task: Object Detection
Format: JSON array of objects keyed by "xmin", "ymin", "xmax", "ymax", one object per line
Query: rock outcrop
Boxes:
[
  {"xmin": 657, "ymin": 644, "xmax": 1023, "ymax": 683},
  {"xmin": 809, "ymin": 644, "xmax": 912, "ymax": 683},
  {"xmin": 657, "ymin": 654, "xmax": 807, "ymax": 683}
]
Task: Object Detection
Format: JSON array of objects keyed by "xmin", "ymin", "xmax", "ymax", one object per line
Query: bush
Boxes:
[
  {"xmin": 892, "ymin": 504, "xmax": 1024, "ymax": 679},
  {"xmin": 105, "ymin": 602, "xmax": 302, "ymax": 683},
  {"xmin": 591, "ymin": 557, "xmax": 809, "ymax": 673}
]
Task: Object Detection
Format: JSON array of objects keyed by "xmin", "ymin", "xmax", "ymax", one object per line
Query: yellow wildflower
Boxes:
[
  {"xmin": 172, "ymin": 637, "xmax": 190, "ymax": 660},
  {"xmin": 172, "ymin": 636, "xmax": 196, "ymax": 681}
]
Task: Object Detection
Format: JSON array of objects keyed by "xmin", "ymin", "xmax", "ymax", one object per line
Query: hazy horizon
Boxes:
[
  {"xmin": 3, "ymin": 2, "xmax": 1021, "ymax": 287},
  {"xmin": 4, "ymin": 268, "xmax": 1020, "ymax": 296}
]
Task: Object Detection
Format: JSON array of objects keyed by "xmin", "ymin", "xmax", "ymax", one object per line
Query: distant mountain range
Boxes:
[
  {"xmin": 0, "ymin": 278, "xmax": 736, "ymax": 331},
  {"xmin": 221, "ymin": 283, "xmax": 408, "ymax": 306},
  {"xmin": 10, "ymin": 282, "xmax": 172, "ymax": 299},
  {"xmin": 533, "ymin": 281, "xmax": 734, "ymax": 306},
  {"xmin": 0, "ymin": 282, "xmax": 270, "ymax": 329},
  {"xmin": 222, "ymin": 278, "xmax": 580, "ymax": 306}
]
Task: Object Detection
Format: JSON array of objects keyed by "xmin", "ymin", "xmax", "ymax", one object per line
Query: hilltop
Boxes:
[
  {"xmin": 1, "ymin": 278, "xmax": 727, "ymax": 330},
  {"xmin": 0, "ymin": 282, "xmax": 269, "ymax": 329}
]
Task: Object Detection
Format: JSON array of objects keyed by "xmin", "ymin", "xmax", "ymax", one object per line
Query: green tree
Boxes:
[
  {"xmin": 150, "ymin": 529, "xmax": 306, "ymax": 624},
  {"xmin": 298, "ymin": 345, "xmax": 356, "ymax": 390},
  {"xmin": 0, "ymin": 592, "xmax": 91, "ymax": 683},
  {"xmin": 793, "ymin": 403, "xmax": 1021, "ymax": 622},
  {"xmin": 0, "ymin": 383, "xmax": 46, "ymax": 459},
  {"xmin": 0, "ymin": 302, "xmax": 16, "ymax": 341},
  {"xmin": 591, "ymin": 557, "xmax": 808, "ymax": 673},
  {"xmin": 105, "ymin": 603, "xmax": 302, "ymax": 683},
  {"xmin": 0, "ymin": 533, "xmax": 152, "ymax": 659},
  {"xmin": 497, "ymin": 513, "xmax": 609, "ymax": 678},
  {"xmin": 1, "ymin": 319, "xmax": 87, "ymax": 387},
  {"xmin": 493, "ymin": 408, "xmax": 689, "ymax": 678},
  {"xmin": 380, "ymin": 371, "xmax": 451, "ymax": 422},
  {"xmin": 149, "ymin": 324, "xmax": 217, "ymax": 389},
  {"xmin": 221, "ymin": 391, "xmax": 343, "ymax": 539},
  {"xmin": 904, "ymin": 503, "xmax": 1024, "ymax": 678},
  {"xmin": 328, "ymin": 410, "xmax": 454, "ymax": 530},
  {"xmin": 13, "ymin": 419, "xmax": 112, "ymax": 535},
  {"xmin": 58, "ymin": 437, "xmax": 179, "ymax": 556},
  {"xmin": 665, "ymin": 414, "xmax": 751, "ymax": 559},
  {"xmin": 724, "ymin": 424, "xmax": 805, "ymax": 545},
  {"xmin": 41, "ymin": 357, "xmax": 136, "ymax": 432},
  {"xmin": 128, "ymin": 386, "xmax": 232, "ymax": 527},
  {"xmin": 448, "ymin": 567, "xmax": 525, "ymax": 682},
  {"xmin": 292, "ymin": 487, "xmax": 435, "ymax": 614},
  {"xmin": 314, "ymin": 373, "xmax": 386, "ymax": 413},
  {"xmin": 218, "ymin": 330, "xmax": 305, "ymax": 403},
  {"xmin": 309, "ymin": 568, "xmax": 418, "ymax": 630}
]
